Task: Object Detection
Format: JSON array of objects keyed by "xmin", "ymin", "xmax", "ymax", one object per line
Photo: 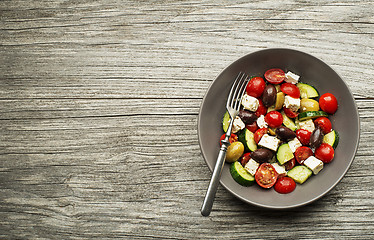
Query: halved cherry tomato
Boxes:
[
  {"xmin": 274, "ymin": 176, "xmax": 296, "ymax": 194},
  {"xmin": 254, "ymin": 128, "xmax": 268, "ymax": 144},
  {"xmin": 255, "ymin": 99, "xmax": 267, "ymax": 117},
  {"xmin": 294, "ymin": 146, "xmax": 313, "ymax": 164},
  {"xmin": 314, "ymin": 117, "xmax": 332, "ymax": 134},
  {"xmin": 246, "ymin": 121, "xmax": 258, "ymax": 133},
  {"xmin": 246, "ymin": 77, "xmax": 266, "ymax": 98},
  {"xmin": 264, "ymin": 68, "xmax": 285, "ymax": 84},
  {"xmin": 265, "ymin": 111, "xmax": 283, "ymax": 128},
  {"xmin": 240, "ymin": 152, "xmax": 251, "ymax": 166},
  {"xmin": 219, "ymin": 133, "xmax": 238, "ymax": 146},
  {"xmin": 319, "ymin": 93, "xmax": 338, "ymax": 114},
  {"xmin": 280, "ymin": 82, "xmax": 300, "ymax": 98},
  {"xmin": 283, "ymin": 158, "xmax": 296, "ymax": 171},
  {"xmin": 283, "ymin": 107, "xmax": 299, "ymax": 118},
  {"xmin": 315, "ymin": 143, "xmax": 334, "ymax": 163},
  {"xmin": 255, "ymin": 163, "xmax": 278, "ymax": 189},
  {"xmin": 296, "ymin": 129, "xmax": 312, "ymax": 146}
]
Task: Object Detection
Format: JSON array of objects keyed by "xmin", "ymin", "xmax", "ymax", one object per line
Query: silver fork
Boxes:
[{"xmin": 201, "ymin": 72, "xmax": 249, "ymax": 217}]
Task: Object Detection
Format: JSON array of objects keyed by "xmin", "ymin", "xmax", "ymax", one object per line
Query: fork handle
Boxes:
[{"xmin": 201, "ymin": 138, "xmax": 231, "ymax": 216}]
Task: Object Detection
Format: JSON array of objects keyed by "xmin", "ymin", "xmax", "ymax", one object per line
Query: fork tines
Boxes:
[{"xmin": 227, "ymin": 72, "xmax": 249, "ymax": 111}]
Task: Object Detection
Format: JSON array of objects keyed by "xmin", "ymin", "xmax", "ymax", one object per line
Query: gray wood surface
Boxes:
[{"xmin": 1, "ymin": 0, "xmax": 373, "ymax": 239}]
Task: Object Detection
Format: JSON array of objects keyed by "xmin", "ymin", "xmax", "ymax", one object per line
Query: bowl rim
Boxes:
[{"xmin": 197, "ymin": 47, "xmax": 360, "ymax": 209}]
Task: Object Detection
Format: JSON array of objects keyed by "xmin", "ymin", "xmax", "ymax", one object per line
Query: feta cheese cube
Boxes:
[
  {"xmin": 298, "ymin": 119, "xmax": 315, "ymax": 132},
  {"xmin": 303, "ymin": 156, "xmax": 324, "ymax": 175},
  {"xmin": 232, "ymin": 116, "xmax": 245, "ymax": 133},
  {"xmin": 271, "ymin": 162, "xmax": 287, "ymax": 176},
  {"xmin": 284, "ymin": 95, "xmax": 300, "ymax": 112},
  {"xmin": 288, "ymin": 137, "xmax": 302, "ymax": 153},
  {"xmin": 244, "ymin": 159, "xmax": 260, "ymax": 176},
  {"xmin": 285, "ymin": 71, "xmax": 300, "ymax": 84},
  {"xmin": 258, "ymin": 134, "xmax": 280, "ymax": 152},
  {"xmin": 241, "ymin": 94, "xmax": 259, "ymax": 112},
  {"xmin": 256, "ymin": 115, "xmax": 268, "ymax": 129}
]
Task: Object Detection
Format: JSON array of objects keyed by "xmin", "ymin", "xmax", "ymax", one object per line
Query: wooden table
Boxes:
[{"xmin": 1, "ymin": 1, "xmax": 373, "ymax": 239}]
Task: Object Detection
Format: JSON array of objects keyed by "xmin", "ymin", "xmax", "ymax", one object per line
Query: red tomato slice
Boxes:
[
  {"xmin": 264, "ymin": 68, "xmax": 285, "ymax": 84},
  {"xmin": 294, "ymin": 146, "xmax": 313, "ymax": 164},
  {"xmin": 246, "ymin": 121, "xmax": 258, "ymax": 133},
  {"xmin": 254, "ymin": 128, "xmax": 268, "ymax": 144},
  {"xmin": 280, "ymin": 82, "xmax": 300, "ymax": 98},
  {"xmin": 283, "ymin": 107, "xmax": 299, "ymax": 118},
  {"xmin": 255, "ymin": 99, "xmax": 267, "ymax": 117},
  {"xmin": 314, "ymin": 117, "xmax": 332, "ymax": 134},
  {"xmin": 315, "ymin": 143, "xmax": 334, "ymax": 163},
  {"xmin": 319, "ymin": 93, "xmax": 338, "ymax": 114},
  {"xmin": 265, "ymin": 111, "xmax": 283, "ymax": 128},
  {"xmin": 240, "ymin": 152, "xmax": 251, "ymax": 166},
  {"xmin": 246, "ymin": 77, "xmax": 266, "ymax": 98},
  {"xmin": 219, "ymin": 133, "xmax": 238, "ymax": 146},
  {"xmin": 296, "ymin": 129, "xmax": 312, "ymax": 146},
  {"xmin": 255, "ymin": 163, "xmax": 278, "ymax": 189},
  {"xmin": 274, "ymin": 176, "xmax": 296, "ymax": 194}
]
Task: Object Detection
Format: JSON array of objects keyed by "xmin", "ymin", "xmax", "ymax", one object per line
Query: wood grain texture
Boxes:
[{"xmin": 1, "ymin": 0, "xmax": 373, "ymax": 239}]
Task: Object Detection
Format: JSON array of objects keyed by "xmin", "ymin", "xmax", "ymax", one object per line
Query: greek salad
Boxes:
[{"xmin": 222, "ymin": 68, "xmax": 339, "ymax": 194}]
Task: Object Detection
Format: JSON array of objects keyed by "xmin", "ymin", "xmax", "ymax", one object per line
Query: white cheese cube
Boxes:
[
  {"xmin": 285, "ymin": 71, "xmax": 300, "ymax": 84},
  {"xmin": 258, "ymin": 134, "xmax": 280, "ymax": 152},
  {"xmin": 244, "ymin": 159, "xmax": 259, "ymax": 176},
  {"xmin": 284, "ymin": 95, "xmax": 300, "ymax": 112},
  {"xmin": 288, "ymin": 137, "xmax": 302, "ymax": 153},
  {"xmin": 304, "ymin": 156, "xmax": 324, "ymax": 175},
  {"xmin": 232, "ymin": 116, "xmax": 245, "ymax": 133},
  {"xmin": 271, "ymin": 162, "xmax": 287, "ymax": 176},
  {"xmin": 241, "ymin": 94, "xmax": 259, "ymax": 112},
  {"xmin": 298, "ymin": 119, "xmax": 315, "ymax": 132},
  {"xmin": 256, "ymin": 115, "xmax": 268, "ymax": 129}
]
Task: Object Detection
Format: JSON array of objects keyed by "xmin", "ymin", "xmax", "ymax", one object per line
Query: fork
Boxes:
[{"xmin": 201, "ymin": 72, "xmax": 249, "ymax": 217}]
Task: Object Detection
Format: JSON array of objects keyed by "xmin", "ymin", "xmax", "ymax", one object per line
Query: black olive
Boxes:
[
  {"xmin": 276, "ymin": 126, "xmax": 296, "ymax": 141},
  {"xmin": 262, "ymin": 84, "xmax": 277, "ymax": 107},
  {"xmin": 238, "ymin": 110, "xmax": 257, "ymax": 124},
  {"xmin": 310, "ymin": 126, "xmax": 324, "ymax": 149},
  {"xmin": 251, "ymin": 148, "xmax": 274, "ymax": 163}
]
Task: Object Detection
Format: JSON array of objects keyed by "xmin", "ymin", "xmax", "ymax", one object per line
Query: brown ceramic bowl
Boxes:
[{"xmin": 198, "ymin": 48, "xmax": 360, "ymax": 209}]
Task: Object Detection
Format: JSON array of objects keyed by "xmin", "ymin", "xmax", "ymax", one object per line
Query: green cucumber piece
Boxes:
[
  {"xmin": 276, "ymin": 143, "xmax": 294, "ymax": 165},
  {"xmin": 298, "ymin": 111, "xmax": 328, "ymax": 121},
  {"xmin": 238, "ymin": 128, "xmax": 257, "ymax": 152},
  {"xmin": 281, "ymin": 111, "xmax": 297, "ymax": 131},
  {"xmin": 297, "ymin": 83, "xmax": 319, "ymax": 99},
  {"xmin": 323, "ymin": 130, "xmax": 339, "ymax": 149},
  {"xmin": 222, "ymin": 111, "xmax": 230, "ymax": 132},
  {"xmin": 287, "ymin": 166, "xmax": 313, "ymax": 184},
  {"xmin": 230, "ymin": 161, "xmax": 255, "ymax": 187}
]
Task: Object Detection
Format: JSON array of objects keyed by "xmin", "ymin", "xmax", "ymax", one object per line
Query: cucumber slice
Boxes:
[
  {"xmin": 298, "ymin": 111, "xmax": 328, "ymax": 121},
  {"xmin": 287, "ymin": 166, "xmax": 313, "ymax": 184},
  {"xmin": 297, "ymin": 83, "xmax": 319, "ymax": 99},
  {"xmin": 281, "ymin": 111, "xmax": 297, "ymax": 131},
  {"xmin": 238, "ymin": 128, "xmax": 257, "ymax": 152},
  {"xmin": 276, "ymin": 143, "xmax": 294, "ymax": 165},
  {"xmin": 222, "ymin": 111, "xmax": 230, "ymax": 132},
  {"xmin": 323, "ymin": 130, "xmax": 339, "ymax": 149},
  {"xmin": 230, "ymin": 161, "xmax": 255, "ymax": 186}
]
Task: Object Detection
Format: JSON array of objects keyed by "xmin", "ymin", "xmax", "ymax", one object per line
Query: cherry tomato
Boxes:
[
  {"xmin": 240, "ymin": 152, "xmax": 251, "ymax": 166},
  {"xmin": 315, "ymin": 143, "xmax": 335, "ymax": 163},
  {"xmin": 254, "ymin": 128, "xmax": 268, "ymax": 144},
  {"xmin": 319, "ymin": 93, "xmax": 338, "ymax": 114},
  {"xmin": 265, "ymin": 111, "xmax": 283, "ymax": 128},
  {"xmin": 296, "ymin": 129, "xmax": 312, "ymax": 146},
  {"xmin": 219, "ymin": 133, "xmax": 238, "ymax": 146},
  {"xmin": 314, "ymin": 117, "xmax": 332, "ymax": 134},
  {"xmin": 264, "ymin": 68, "xmax": 285, "ymax": 84},
  {"xmin": 246, "ymin": 121, "xmax": 258, "ymax": 133},
  {"xmin": 283, "ymin": 158, "xmax": 296, "ymax": 171},
  {"xmin": 255, "ymin": 163, "xmax": 278, "ymax": 189},
  {"xmin": 283, "ymin": 107, "xmax": 299, "ymax": 118},
  {"xmin": 274, "ymin": 176, "xmax": 296, "ymax": 194},
  {"xmin": 246, "ymin": 77, "xmax": 266, "ymax": 98},
  {"xmin": 294, "ymin": 146, "xmax": 313, "ymax": 164},
  {"xmin": 280, "ymin": 82, "xmax": 300, "ymax": 98},
  {"xmin": 255, "ymin": 99, "xmax": 268, "ymax": 117}
]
